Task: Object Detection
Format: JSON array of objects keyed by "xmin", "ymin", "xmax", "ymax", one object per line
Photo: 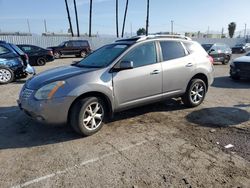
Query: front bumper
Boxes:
[
  {"xmin": 230, "ymin": 66, "xmax": 250, "ymax": 79},
  {"xmin": 18, "ymin": 88, "xmax": 75, "ymax": 125}
]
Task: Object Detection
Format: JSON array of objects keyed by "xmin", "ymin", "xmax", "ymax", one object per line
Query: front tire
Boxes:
[
  {"xmin": 222, "ymin": 55, "xmax": 230, "ymax": 65},
  {"xmin": 70, "ymin": 97, "xmax": 106, "ymax": 136},
  {"xmin": 36, "ymin": 57, "xmax": 46, "ymax": 66},
  {"xmin": 182, "ymin": 79, "xmax": 207, "ymax": 108},
  {"xmin": 0, "ymin": 67, "xmax": 14, "ymax": 84}
]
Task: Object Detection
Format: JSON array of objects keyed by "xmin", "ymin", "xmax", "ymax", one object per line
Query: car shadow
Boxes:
[
  {"xmin": 0, "ymin": 99, "xmax": 184, "ymax": 150},
  {"xmin": 212, "ymin": 76, "xmax": 250, "ymax": 89},
  {"xmin": 186, "ymin": 107, "xmax": 250, "ymax": 128}
]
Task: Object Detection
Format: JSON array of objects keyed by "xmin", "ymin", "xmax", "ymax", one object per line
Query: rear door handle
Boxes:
[
  {"xmin": 150, "ymin": 70, "xmax": 160, "ymax": 75},
  {"xmin": 185, "ymin": 63, "xmax": 193, "ymax": 67}
]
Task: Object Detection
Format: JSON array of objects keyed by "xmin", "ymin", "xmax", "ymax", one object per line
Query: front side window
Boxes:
[
  {"xmin": 0, "ymin": 46, "xmax": 10, "ymax": 55},
  {"xmin": 160, "ymin": 41, "xmax": 186, "ymax": 61},
  {"xmin": 122, "ymin": 42, "xmax": 157, "ymax": 68}
]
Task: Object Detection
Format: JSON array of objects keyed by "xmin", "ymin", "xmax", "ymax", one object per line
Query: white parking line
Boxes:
[{"xmin": 11, "ymin": 140, "xmax": 148, "ymax": 188}]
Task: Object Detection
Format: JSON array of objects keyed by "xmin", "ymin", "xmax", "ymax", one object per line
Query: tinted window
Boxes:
[
  {"xmin": 76, "ymin": 44, "xmax": 129, "ymax": 68},
  {"xmin": 10, "ymin": 44, "xmax": 24, "ymax": 55},
  {"xmin": 160, "ymin": 41, "xmax": 186, "ymax": 61},
  {"xmin": 21, "ymin": 46, "xmax": 32, "ymax": 52},
  {"xmin": 122, "ymin": 42, "xmax": 157, "ymax": 68},
  {"xmin": 0, "ymin": 45, "xmax": 10, "ymax": 55}
]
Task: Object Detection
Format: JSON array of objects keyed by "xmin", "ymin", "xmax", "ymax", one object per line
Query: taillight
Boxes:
[
  {"xmin": 24, "ymin": 54, "xmax": 29, "ymax": 61},
  {"xmin": 207, "ymin": 55, "xmax": 214, "ymax": 64},
  {"xmin": 49, "ymin": 50, "xmax": 53, "ymax": 56}
]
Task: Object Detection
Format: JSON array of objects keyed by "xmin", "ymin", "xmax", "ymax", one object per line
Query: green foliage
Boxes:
[
  {"xmin": 137, "ymin": 28, "xmax": 146, "ymax": 36},
  {"xmin": 228, "ymin": 22, "xmax": 236, "ymax": 38}
]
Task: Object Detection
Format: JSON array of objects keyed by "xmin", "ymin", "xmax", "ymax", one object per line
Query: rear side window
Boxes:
[
  {"xmin": 160, "ymin": 41, "xmax": 186, "ymax": 61},
  {"xmin": 184, "ymin": 42, "xmax": 207, "ymax": 55},
  {"xmin": 10, "ymin": 44, "xmax": 24, "ymax": 55},
  {"xmin": 21, "ymin": 46, "xmax": 32, "ymax": 52},
  {"xmin": 0, "ymin": 46, "xmax": 10, "ymax": 55}
]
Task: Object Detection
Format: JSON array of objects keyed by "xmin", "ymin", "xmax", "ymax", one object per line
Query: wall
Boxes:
[
  {"xmin": 0, "ymin": 35, "xmax": 117, "ymax": 50},
  {"xmin": 193, "ymin": 38, "xmax": 245, "ymax": 47}
]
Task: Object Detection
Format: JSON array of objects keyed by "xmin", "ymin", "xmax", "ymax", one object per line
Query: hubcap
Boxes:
[
  {"xmin": 190, "ymin": 83, "xmax": 205, "ymax": 104},
  {"xmin": 83, "ymin": 102, "xmax": 104, "ymax": 131},
  {"xmin": 0, "ymin": 69, "xmax": 12, "ymax": 83},
  {"xmin": 81, "ymin": 52, "xmax": 86, "ymax": 58}
]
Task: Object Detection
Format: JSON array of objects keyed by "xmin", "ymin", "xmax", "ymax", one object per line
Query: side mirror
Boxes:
[
  {"xmin": 112, "ymin": 60, "xmax": 134, "ymax": 72},
  {"xmin": 209, "ymin": 49, "xmax": 215, "ymax": 53}
]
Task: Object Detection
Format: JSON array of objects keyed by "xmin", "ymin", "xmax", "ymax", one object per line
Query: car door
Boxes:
[
  {"xmin": 61, "ymin": 41, "xmax": 73, "ymax": 55},
  {"xmin": 112, "ymin": 41, "xmax": 162, "ymax": 110},
  {"xmin": 159, "ymin": 40, "xmax": 196, "ymax": 96}
]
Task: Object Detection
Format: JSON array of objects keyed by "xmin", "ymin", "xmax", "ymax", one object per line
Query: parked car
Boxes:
[
  {"xmin": 48, "ymin": 40, "xmax": 91, "ymax": 59},
  {"xmin": 201, "ymin": 43, "xmax": 232, "ymax": 64},
  {"xmin": 17, "ymin": 44, "xmax": 54, "ymax": 66},
  {"xmin": 231, "ymin": 43, "xmax": 250, "ymax": 54},
  {"xmin": 0, "ymin": 41, "xmax": 35, "ymax": 84},
  {"xmin": 18, "ymin": 35, "xmax": 214, "ymax": 136},
  {"xmin": 230, "ymin": 52, "xmax": 250, "ymax": 80}
]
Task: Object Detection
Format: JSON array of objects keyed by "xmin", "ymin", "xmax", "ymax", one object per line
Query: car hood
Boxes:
[
  {"xmin": 25, "ymin": 65, "xmax": 99, "ymax": 90},
  {"xmin": 233, "ymin": 56, "xmax": 250, "ymax": 63}
]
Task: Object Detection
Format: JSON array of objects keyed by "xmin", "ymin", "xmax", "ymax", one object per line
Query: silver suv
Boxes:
[{"xmin": 18, "ymin": 35, "xmax": 214, "ymax": 136}]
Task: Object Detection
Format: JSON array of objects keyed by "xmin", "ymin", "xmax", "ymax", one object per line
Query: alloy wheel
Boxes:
[
  {"xmin": 82, "ymin": 102, "xmax": 104, "ymax": 131},
  {"xmin": 190, "ymin": 82, "xmax": 205, "ymax": 104},
  {"xmin": 0, "ymin": 69, "xmax": 12, "ymax": 83}
]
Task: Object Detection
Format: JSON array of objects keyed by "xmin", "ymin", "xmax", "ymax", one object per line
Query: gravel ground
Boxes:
[{"xmin": 0, "ymin": 55, "xmax": 249, "ymax": 188}]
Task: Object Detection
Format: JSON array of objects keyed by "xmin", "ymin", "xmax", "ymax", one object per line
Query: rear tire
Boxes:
[
  {"xmin": 36, "ymin": 57, "xmax": 46, "ymax": 66},
  {"xmin": 54, "ymin": 52, "xmax": 61, "ymax": 59},
  {"xmin": 70, "ymin": 97, "xmax": 106, "ymax": 136},
  {"xmin": 182, "ymin": 79, "xmax": 207, "ymax": 108},
  {"xmin": 80, "ymin": 51, "xmax": 87, "ymax": 58},
  {"xmin": 0, "ymin": 67, "xmax": 14, "ymax": 84}
]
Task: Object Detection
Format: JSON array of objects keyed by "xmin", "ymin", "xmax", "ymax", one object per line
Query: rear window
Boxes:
[
  {"xmin": 160, "ymin": 41, "xmax": 186, "ymax": 61},
  {"xmin": 0, "ymin": 45, "xmax": 10, "ymax": 55}
]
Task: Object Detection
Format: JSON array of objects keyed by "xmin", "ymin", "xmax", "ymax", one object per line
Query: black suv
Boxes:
[
  {"xmin": 202, "ymin": 43, "xmax": 232, "ymax": 64},
  {"xmin": 0, "ymin": 41, "xmax": 35, "ymax": 84},
  {"xmin": 48, "ymin": 40, "xmax": 91, "ymax": 59}
]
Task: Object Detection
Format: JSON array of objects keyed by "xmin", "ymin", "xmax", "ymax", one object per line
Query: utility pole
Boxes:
[
  {"xmin": 44, "ymin": 19, "xmax": 47, "ymax": 33},
  {"xmin": 74, "ymin": 0, "xmax": 80, "ymax": 37},
  {"xmin": 221, "ymin": 27, "xmax": 224, "ymax": 38},
  {"xmin": 26, "ymin": 19, "xmax": 31, "ymax": 34},
  {"xmin": 64, "ymin": 0, "xmax": 74, "ymax": 37},
  {"xmin": 116, "ymin": 0, "xmax": 119, "ymax": 38},
  {"xmin": 121, "ymin": 0, "xmax": 129, "ymax": 38},
  {"xmin": 89, "ymin": 0, "xmax": 93, "ymax": 37},
  {"xmin": 145, "ymin": 0, "xmax": 149, "ymax": 36},
  {"xmin": 244, "ymin": 23, "xmax": 247, "ymax": 38},
  {"xmin": 171, "ymin": 20, "xmax": 174, "ymax": 34}
]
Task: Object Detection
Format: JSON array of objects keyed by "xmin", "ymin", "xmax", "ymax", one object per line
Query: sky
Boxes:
[{"xmin": 0, "ymin": 0, "xmax": 250, "ymax": 36}]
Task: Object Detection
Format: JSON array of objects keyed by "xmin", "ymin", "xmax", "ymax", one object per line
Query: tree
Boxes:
[
  {"xmin": 116, "ymin": 0, "xmax": 119, "ymax": 38},
  {"xmin": 145, "ymin": 0, "xmax": 149, "ymax": 36},
  {"xmin": 122, "ymin": 0, "xmax": 129, "ymax": 38},
  {"xmin": 137, "ymin": 28, "xmax": 146, "ymax": 36},
  {"xmin": 64, "ymin": 0, "xmax": 74, "ymax": 37},
  {"xmin": 228, "ymin": 22, "xmax": 236, "ymax": 38},
  {"xmin": 74, "ymin": 0, "xmax": 80, "ymax": 37},
  {"xmin": 89, "ymin": 0, "xmax": 93, "ymax": 37}
]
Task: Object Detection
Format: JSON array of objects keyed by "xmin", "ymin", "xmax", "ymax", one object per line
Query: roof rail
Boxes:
[{"xmin": 115, "ymin": 34, "xmax": 192, "ymax": 43}]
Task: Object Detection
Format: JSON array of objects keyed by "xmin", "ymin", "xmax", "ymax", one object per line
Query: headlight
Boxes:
[{"xmin": 35, "ymin": 81, "xmax": 65, "ymax": 100}]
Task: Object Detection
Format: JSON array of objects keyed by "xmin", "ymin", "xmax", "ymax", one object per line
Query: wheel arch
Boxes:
[
  {"xmin": 67, "ymin": 91, "xmax": 113, "ymax": 123},
  {"xmin": 189, "ymin": 73, "xmax": 208, "ymax": 90}
]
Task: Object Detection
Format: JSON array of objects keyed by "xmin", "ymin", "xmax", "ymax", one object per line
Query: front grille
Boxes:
[
  {"xmin": 235, "ymin": 62, "xmax": 250, "ymax": 71},
  {"xmin": 21, "ymin": 88, "xmax": 34, "ymax": 100}
]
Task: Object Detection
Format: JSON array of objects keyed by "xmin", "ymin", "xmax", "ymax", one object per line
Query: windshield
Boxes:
[
  {"xmin": 59, "ymin": 42, "xmax": 65, "ymax": 46},
  {"xmin": 201, "ymin": 44, "xmax": 213, "ymax": 51},
  {"xmin": 75, "ymin": 44, "xmax": 129, "ymax": 68}
]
